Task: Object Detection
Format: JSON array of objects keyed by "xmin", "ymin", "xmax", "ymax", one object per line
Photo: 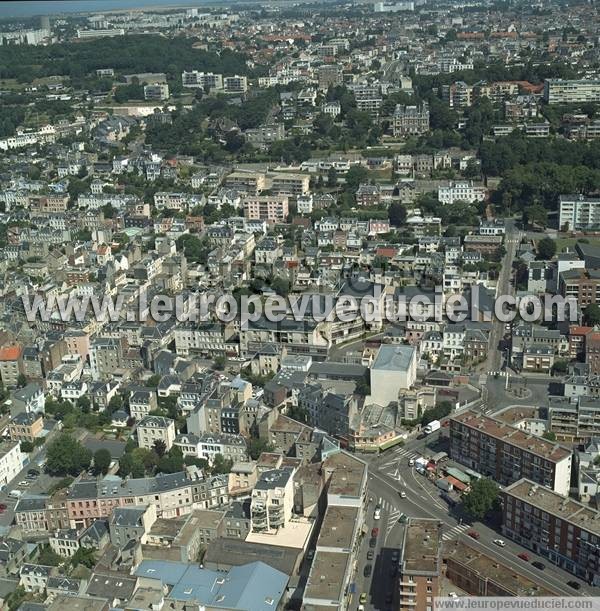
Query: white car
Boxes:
[
  {"xmin": 18, "ymin": 481, "xmax": 29, "ymax": 487},
  {"xmin": 493, "ymin": 539, "xmax": 506, "ymax": 547},
  {"xmin": 399, "ymin": 491, "xmax": 407, "ymax": 498},
  {"xmin": 408, "ymin": 458, "xmax": 415, "ymax": 466},
  {"xmin": 373, "ymin": 509, "xmax": 381, "ymax": 520}
]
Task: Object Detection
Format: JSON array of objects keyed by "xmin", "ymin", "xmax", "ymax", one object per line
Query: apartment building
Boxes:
[
  {"xmin": 399, "ymin": 519, "xmax": 442, "ymax": 611},
  {"xmin": 8, "ymin": 412, "xmax": 44, "ymax": 442},
  {"xmin": 544, "ymin": 79, "xmax": 600, "ymax": 104},
  {"xmin": 224, "ymin": 171, "xmax": 266, "ymax": 194},
  {"xmin": 89, "ymin": 337, "xmax": 124, "ymax": 381},
  {"xmin": 548, "ymin": 395, "xmax": 600, "ymax": 443},
  {"xmin": 270, "ymin": 173, "xmax": 310, "ymax": 196},
  {"xmin": 438, "ymin": 181, "xmax": 486, "ymax": 205},
  {"xmin": 392, "ymin": 103, "xmax": 430, "ymax": 137},
  {"xmin": 223, "ymin": 75, "xmax": 248, "ymax": 93},
  {"xmin": 137, "ymin": 416, "xmax": 176, "ymax": 452},
  {"xmin": 250, "ymin": 466, "xmax": 295, "ymax": 533},
  {"xmin": 449, "ymin": 410, "xmax": 572, "ymax": 495},
  {"xmin": 174, "ymin": 323, "xmax": 234, "ymax": 357},
  {"xmin": 559, "ymin": 195, "xmax": 600, "ymax": 231},
  {"xmin": 144, "ymin": 83, "xmax": 169, "ymax": 101},
  {"xmin": 181, "ymin": 71, "xmax": 223, "ymax": 90},
  {"xmin": 318, "ymin": 64, "xmax": 343, "ymax": 90},
  {"xmin": 559, "ymin": 268, "xmax": 600, "ymax": 306},
  {"xmin": 243, "ymin": 196, "xmax": 289, "ymax": 224},
  {"xmin": 502, "ymin": 478, "xmax": 600, "ymax": 585}
]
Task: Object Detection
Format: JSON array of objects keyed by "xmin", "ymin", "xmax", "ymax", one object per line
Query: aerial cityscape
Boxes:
[{"xmin": 0, "ymin": 0, "xmax": 600, "ymax": 610}]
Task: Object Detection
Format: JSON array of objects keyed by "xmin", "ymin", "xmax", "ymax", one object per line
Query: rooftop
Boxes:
[
  {"xmin": 401, "ymin": 518, "xmax": 441, "ymax": 575},
  {"xmin": 451, "ymin": 410, "xmax": 572, "ymax": 463},
  {"xmin": 503, "ymin": 478, "xmax": 600, "ymax": 537},
  {"xmin": 304, "ymin": 551, "xmax": 349, "ymax": 604},
  {"xmin": 372, "ymin": 344, "xmax": 416, "ymax": 372}
]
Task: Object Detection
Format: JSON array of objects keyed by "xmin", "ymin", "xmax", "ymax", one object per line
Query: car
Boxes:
[
  {"xmin": 373, "ymin": 508, "xmax": 381, "ymax": 520},
  {"xmin": 408, "ymin": 458, "xmax": 415, "ymax": 466},
  {"xmin": 398, "ymin": 513, "xmax": 408, "ymax": 523},
  {"xmin": 27, "ymin": 469, "xmax": 39, "ymax": 476},
  {"xmin": 385, "ymin": 592, "xmax": 393, "ymax": 604},
  {"xmin": 307, "ymin": 550, "xmax": 314, "ymax": 561},
  {"xmin": 389, "ymin": 565, "xmax": 397, "ymax": 577},
  {"xmin": 532, "ymin": 561, "xmax": 545, "ymax": 570},
  {"xmin": 567, "ymin": 581, "xmax": 581, "ymax": 590},
  {"xmin": 371, "ymin": 527, "xmax": 379, "ymax": 538},
  {"xmin": 0, "ymin": 503, "xmax": 6, "ymax": 510},
  {"xmin": 391, "ymin": 550, "xmax": 399, "ymax": 563},
  {"xmin": 517, "ymin": 552, "xmax": 530, "ymax": 561},
  {"xmin": 364, "ymin": 564, "xmax": 372, "ymax": 578},
  {"xmin": 369, "ymin": 537, "xmax": 377, "ymax": 548},
  {"xmin": 367, "ymin": 550, "xmax": 374, "ymax": 560},
  {"xmin": 399, "ymin": 491, "xmax": 407, "ymax": 498},
  {"xmin": 467, "ymin": 530, "xmax": 480, "ymax": 540},
  {"xmin": 360, "ymin": 593, "xmax": 368, "ymax": 604},
  {"xmin": 18, "ymin": 481, "xmax": 29, "ymax": 487},
  {"xmin": 493, "ymin": 539, "xmax": 506, "ymax": 547},
  {"xmin": 442, "ymin": 420, "xmax": 450, "ymax": 427},
  {"xmin": 449, "ymin": 592, "xmax": 459, "ymax": 599},
  {"xmin": 358, "ymin": 606, "xmax": 365, "ymax": 611}
]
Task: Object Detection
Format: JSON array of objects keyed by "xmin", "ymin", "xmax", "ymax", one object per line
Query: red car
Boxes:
[
  {"xmin": 0, "ymin": 503, "xmax": 6, "ymax": 510},
  {"xmin": 371, "ymin": 527, "xmax": 379, "ymax": 538},
  {"xmin": 467, "ymin": 530, "xmax": 480, "ymax": 540},
  {"xmin": 442, "ymin": 420, "xmax": 450, "ymax": 427},
  {"xmin": 518, "ymin": 552, "xmax": 530, "ymax": 561}
]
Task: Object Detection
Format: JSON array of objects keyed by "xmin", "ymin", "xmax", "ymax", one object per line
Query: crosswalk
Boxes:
[
  {"xmin": 381, "ymin": 447, "xmax": 420, "ymax": 470},
  {"xmin": 441, "ymin": 523, "xmax": 470, "ymax": 541},
  {"xmin": 487, "ymin": 370, "xmax": 508, "ymax": 377}
]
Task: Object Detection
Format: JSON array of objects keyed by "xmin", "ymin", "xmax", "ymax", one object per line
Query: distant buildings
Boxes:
[
  {"xmin": 144, "ymin": 83, "xmax": 169, "ymax": 101},
  {"xmin": 438, "ymin": 181, "xmax": 486, "ymax": 205}
]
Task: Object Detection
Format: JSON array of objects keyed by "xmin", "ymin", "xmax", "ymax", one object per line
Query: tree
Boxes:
[
  {"xmin": 543, "ymin": 431, "xmax": 557, "ymax": 441},
  {"xmin": 327, "ymin": 167, "xmax": 338, "ymax": 188},
  {"xmin": 71, "ymin": 547, "xmax": 97, "ymax": 569},
  {"xmin": 462, "ymin": 478, "xmax": 500, "ymax": 520},
  {"xmin": 46, "ymin": 433, "xmax": 92, "ymax": 476},
  {"xmin": 248, "ymin": 438, "xmax": 275, "ymax": 460},
  {"xmin": 20, "ymin": 441, "xmax": 34, "ymax": 453},
  {"xmin": 211, "ymin": 453, "xmax": 233, "ymax": 475},
  {"xmin": 584, "ymin": 303, "xmax": 600, "ymax": 326},
  {"xmin": 537, "ymin": 237, "xmax": 556, "ymax": 260},
  {"xmin": 76, "ymin": 395, "xmax": 91, "ymax": 412},
  {"xmin": 526, "ymin": 204, "xmax": 548, "ymax": 229},
  {"xmin": 153, "ymin": 439, "xmax": 167, "ymax": 458},
  {"xmin": 344, "ymin": 165, "xmax": 369, "ymax": 193},
  {"xmin": 37, "ymin": 544, "xmax": 62, "ymax": 567},
  {"xmin": 93, "ymin": 448, "xmax": 112, "ymax": 475},
  {"xmin": 16, "ymin": 373, "xmax": 27, "ymax": 388},
  {"xmin": 388, "ymin": 202, "xmax": 407, "ymax": 227},
  {"xmin": 146, "ymin": 374, "xmax": 160, "ymax": 388}
]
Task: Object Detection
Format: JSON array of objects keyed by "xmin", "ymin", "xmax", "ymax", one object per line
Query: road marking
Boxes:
[{"xmin": 441, "ymin": 524, "xmax": 470, "ymax": 541}]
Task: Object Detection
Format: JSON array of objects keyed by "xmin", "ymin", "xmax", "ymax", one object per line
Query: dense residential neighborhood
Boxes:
[{"xmin": 1, "ymin": 0, "xmax": 600, "ymax": 609}]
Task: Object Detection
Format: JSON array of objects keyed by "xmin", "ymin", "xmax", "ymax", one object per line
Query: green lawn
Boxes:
[{"xmin": 555, "ymin": 237, "xmax": 600, "ymax": 253}]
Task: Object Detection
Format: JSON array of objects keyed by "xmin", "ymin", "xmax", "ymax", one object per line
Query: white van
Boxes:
[{"xmin": 9, "ymin": 489, "xmax": 22, "ymax": 499}]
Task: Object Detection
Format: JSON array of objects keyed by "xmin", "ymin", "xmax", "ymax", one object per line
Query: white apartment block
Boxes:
[
  {"xmin": 243, "ymin": 196, "xmax": 289, "ymax": 224},
  {"xmin": 559, "ymin": 194, "xmax": 600, "ymax": 231},
  {"xmin": 544, "ymin": 79, "xmax": 600, "ymax": 104},
  {"xmin": 181, "ymin": 71, "xmax": 223, "ymax": 90},
  {"xmin": 250, "ymin": 467, "xmax": 295, "ymax": 533},
  {"xmin": 438, "ymin": 181, "xmax": 486, "ymax": 205}
]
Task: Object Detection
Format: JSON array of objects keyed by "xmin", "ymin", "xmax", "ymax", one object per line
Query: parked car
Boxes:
[
  {"xmin": 18, "ymin": 481, "xmax": 29, "ymax": 487},
  {"xmin": 567, "ymin": 581, "xmax": 581, "ymax": 590},
  {"xmin": 369, "ymin": 537, "xmax": 377, "ymax": 548},
  {"xmin": 27, "ymin": 469, "xmax": 39, "ymax": 476},
  {"xmin": 364, "ymin": 564, "xmax": 372, "ymax": 578},
  {"xmin": 532, "ymin": 561, "xmax": 545, "ymax": 570},
  {"xmin": 493, "ymin": 539, "xmax": 506, "ymax": 547},
  {"xmin": 408, "ymin": 458, "xmax": 415, "ymax": 466},
  {"xmin": 398, "ymin": 513, "xmax": 408, "ymax": 523},
  {"xmin": 399, "ymin": 491, "xmax": 407, "ymax": 498},
  {"xmin": 391, "ymin": 550, "xmax": 399, "ymax": 563},
  {"xmin": 468, "ymin": 530, "xmax": 480, "ymax": 540},
  {"xmin": 360, "ymin": 593, "xmax": 368, "ymax": 604},
  {"xmin": 367, "ymin": 550, "xmax": 374, "ymax": 560},
  {"xmin": 371, "ymin": 527, "xmax": 379, "ymax": 538},
  {"xmin": 374, "ymin": 506, "xmax": 381, "ymax": 520},
  {"xmin": 517, "ymin": 552, "xmax": 530, "ymax": 561}
]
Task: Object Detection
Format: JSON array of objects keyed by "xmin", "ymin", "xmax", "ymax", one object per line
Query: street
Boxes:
[{"xmin": 349, "ymin": 432, "xmax": 600, "ymax": 609}]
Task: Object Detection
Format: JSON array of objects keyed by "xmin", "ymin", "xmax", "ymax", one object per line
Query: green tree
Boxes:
[
  {"xmin": 20, "ymin": 441, "xmax": 34, "ymax": 453},
  {"xmin": 327, "ymin": 167, "xmax": 338, "ymax": 188},
  {"xmin": 388, "ymin": 202, "xmax": 407, "ymax": 227},
  {"xmin": 211, "ymin": 453, "xmax": 233, "ymax": 475},
  {"xmin": 526, "ymin": 204, "xmax": 548, "ymax": 229},
  {"xmin": 16, "ymin": 373, "xmax": 27, "ymax": 388},
  {"xmin": 537, "ymin": 237, "xmax": 556, "ymax": 260},
  {"xmin": 584, "ymin": 303, "xmax": 600, "ymax": 326},
  {"xmin": 344, "ymin": 165, "xmax": 369, "ymax": 193},
  {"xmin": 462, "ymin": 478, "xmax": 500, "ymax": 520},
  {"xmin": 71, "ymin": 547, "xmax": 97, "ymax": 569},
  {"xmin": 543, "ymin": 431, "xmax": 557, "ymax": 441},
  {"xmin": 153, "ymin": 439, "xmax": 167, "ymax": 458},
  {"xmin": 46, "ymin": 433, "xmax": 92, "ymax": 476},
  {"xmin": 37, "ymin": 544, "xmax": 62, "ymax": 566},
  {"xmin": 248, "ymin": 438, "xmax": 275, "ymax": 460},
  {"xmin": 93, "ymin": 448, "xmax": 112, "ymax": 475}
]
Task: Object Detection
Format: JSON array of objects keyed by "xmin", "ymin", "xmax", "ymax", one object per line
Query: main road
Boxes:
[{"xmin": 351, "ymin": 433, "xmax": 600, "ymax": 608}]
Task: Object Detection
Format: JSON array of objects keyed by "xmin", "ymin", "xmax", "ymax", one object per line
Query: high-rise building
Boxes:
[
  {"xmin": 559, "ymin": 194, "xmax": 600, "ymax": 231},
  {"xmin": 544, "ymin": 79, "xmax": 600, "ymax": 104}
]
